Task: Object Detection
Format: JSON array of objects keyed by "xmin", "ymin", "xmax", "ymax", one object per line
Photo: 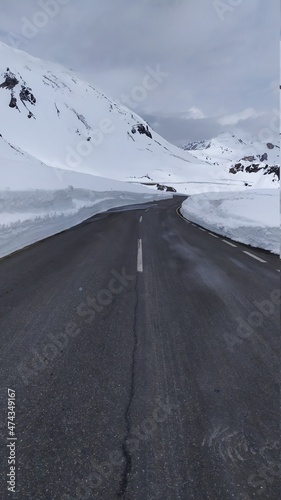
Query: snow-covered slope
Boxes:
[
  {"xmin": 1, "ymin": 41, "xmax": 268, "ymax": 195},
  {"xmin": 0, "ymin": 41, "xmax": 216, "ymax": 191},
  {"xmin": 183, "ymin": 132, "xmax": 280, "ymax": 188}
]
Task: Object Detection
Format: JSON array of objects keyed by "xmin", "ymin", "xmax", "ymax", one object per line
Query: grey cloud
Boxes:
[{"xmin": 0, "ymin": 0, "xmax": 279, "ymax": 145}]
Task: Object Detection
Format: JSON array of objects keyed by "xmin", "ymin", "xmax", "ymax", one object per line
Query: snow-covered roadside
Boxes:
[
  {"xmin": 0, "ymin": 156, "xmax": 169, "ymax": 259},
  {"xmin": 0, "ymin": 188, "xmax": 166, "ymax": 259},
  {"xmin": 181, "ymin": 189, "xmax": 280, "ymax": 254}
]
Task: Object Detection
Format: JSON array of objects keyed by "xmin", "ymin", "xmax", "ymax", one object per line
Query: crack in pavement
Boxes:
[{"xmin": 117, "ymin": 273, "xmax": 139, "ymax": 498}]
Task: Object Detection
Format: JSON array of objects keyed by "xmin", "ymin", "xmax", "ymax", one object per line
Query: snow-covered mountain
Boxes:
[
  {"xmin": 183, "ymin": 132, "xmax": 280, "ymax": 187},
  {"xmin": 0, "ymin": 40, "xmax": 223, "ymax": 194},
  {"xmin": 2, "ymin": 42, "xmax": 277, "ymax": 195}
]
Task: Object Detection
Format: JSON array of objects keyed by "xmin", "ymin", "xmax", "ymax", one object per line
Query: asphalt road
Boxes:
[{"xmin": 0, "ymin": 196, "xmax": 280, "ymax": 500}]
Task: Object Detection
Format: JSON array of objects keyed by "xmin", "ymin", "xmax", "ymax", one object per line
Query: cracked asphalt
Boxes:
[{"xmin": 0, "ymin": 196, "xmax": 280, "ymax": 499}]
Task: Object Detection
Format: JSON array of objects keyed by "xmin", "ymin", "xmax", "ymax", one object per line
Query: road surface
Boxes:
[{"xmin": 0, "ymin": 196, "xmax": 280, "ymax": 499}]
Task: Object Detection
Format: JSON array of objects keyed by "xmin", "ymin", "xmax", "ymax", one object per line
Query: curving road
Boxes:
[{"xmin": 0, "ymin": 196, "xmax": 280, "ymax": 499}]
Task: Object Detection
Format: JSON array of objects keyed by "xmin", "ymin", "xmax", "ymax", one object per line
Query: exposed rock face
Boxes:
[
  {"xmin": 267, "ymin": 166, "xmax": 280, "ymax": 180},
  {"xmin": 20, "ymin": 87, "xmax": 36, "ymax": 106},
  {"xmin": 267, "ymin": 143, "xmax": 275, "ymax": 150},
  {"xmin": 230, "ymin": 162, "xmax": 280, "ymax": 180},
  {"xmin": 258, "ymin": 153, "xmax": 268, "ymax": 162},
  {"xmin": 0, "ymin": 72, "xmax": 19, "ymax": 90},
  {"xmin": 9, "ymin": 96, "xmax": 18, "ymax": 109},
  {"xmin": 132, "ymin": 124, "xmax": 153, "ymax": 139},
  {"xmin": 241, "ymin": 155, "xmax": 256, "ymax": 162},
  {"xmin": 156, "ymin": 183, "xmax": 177, "ymax": 192},
  {"xmin": 245, "ymin": 164, "xmax": 261, "ymax": 174},
  {"xmin": 230, "ymin": 163, "xmax": 244, "ymax": 174},
  {"xmin": 0, "ymin": 69, "xmax": 37, "ymax": 118}
]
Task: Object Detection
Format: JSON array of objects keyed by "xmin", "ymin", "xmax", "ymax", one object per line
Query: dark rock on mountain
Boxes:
[
  {"xmin": 241, "ymin": 156, "xmax": 256, "ymax": 162},
  {"xmin": 132, "ymin": 124, "xmax": 153, "ymax": 139},
  {"xmin": 230, "ymin": 163, "xmax": 244, "ymax": 174},
  {"xmin": 156, "ymin": 183, "xmax": 177, "ymax": 192},
  {"xmin": 266, "ymin": 166, "xmax": 280, "ymax": 180},
  {"xmin": 258, "ymin": 153, "xmax": 268, "ymax": 162},
  {"xmin": 9, "ymin": 96, "xmax": 18, "ymax": 109},
  {"xmin": 0, "ymin": 73, "xmax": 19, "ymax": 90},
  {"xmin": 20, "ymin": 87, "xmax": 36, "ymax": 106},
  {"xmin": 245, "ymin": 164, "xmax": 261, "ymax": 174}
]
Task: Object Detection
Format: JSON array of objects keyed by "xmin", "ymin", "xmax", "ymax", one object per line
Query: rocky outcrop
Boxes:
[
  {"xmin": 0, "ymin": 69, "xmax": 37, "ymax": 118},
  {"xmin": 156, "ymin": 183, "xmax": 177, "ymax": 192},
  {"xmin": 258, "ymin": 153, "xmax": 268, "ymax": 162},
  {"xmin": 230, "ymin": 162, "xmax": 280, "ymax": 181},
  {"xmin": 132, "ymin": 124, "xmax": 153, "ymax": 139},
  {"xmin": 20, "ymin": 87, "xmax": 36, "ymax": 106},
  {"xmin": 230, "ymin": 163, "xmax": 244, "ymax": 174},
  {"xmin": 0, "ymin": 71, "xmax": 19, "ymax": 90},
  {"xmin": 241, "ymin": 155, "xmax": 255, "ymax": 162}
]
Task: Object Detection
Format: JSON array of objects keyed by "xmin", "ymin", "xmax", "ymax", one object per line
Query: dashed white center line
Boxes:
[
  {"xmin": 222, "ymin": 239, "xmax": 237, "ymax": 248},
  {"xmin": 137, "ymin": 239, "xmax": 143, "ymax": 273},
  {"xmin": 199, "ymin": 228, "xmax": 206, "ymax": 232},
  {"xmin": 243, "ymin": 251, "xmax": 267, "ymax": 263},
  {"xmin": 139, "ymin": 216, "xmax": 143, "ymax": 223},
  {"xmin": 208, "ymin": 232, "xmax": 219, "ymax": 238}
]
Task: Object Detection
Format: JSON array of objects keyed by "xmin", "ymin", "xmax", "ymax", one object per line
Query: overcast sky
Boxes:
[{"xmin": 0, "ymin": 0, "xmax": 279, "ymax": 146}]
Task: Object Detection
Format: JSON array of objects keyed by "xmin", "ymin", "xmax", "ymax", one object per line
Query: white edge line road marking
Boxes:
[
  {"xmin": 137, "ymin": 239, "xmax": 143, "ymax": 273},
  {"xmin": 139, "ymin": 216, "xmax": 143, "ymax": 223},
  {"xmin": 243, "ymin": 251, "xmax": 267, "ymax": 263},
  {"xmin": 222, "ymin": 239, "xmax": 237, "ymax": 248},
  {"xmin": 177, "ymin": 206, "xmax": 273, "ymax": 264}
]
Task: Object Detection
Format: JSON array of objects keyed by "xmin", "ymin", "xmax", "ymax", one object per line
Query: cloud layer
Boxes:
[{"xmin": 0, "ymin": 0, "xmax": 279, "ymax": 145}]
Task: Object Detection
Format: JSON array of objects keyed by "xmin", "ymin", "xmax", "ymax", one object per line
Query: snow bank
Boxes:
[
  {"xmin": 0, "ymin": 188, "xmax": 165, "ymax": 259},
  {"xmin": 0, "ymin": 143, "xmax": 169, "ymax": 259},
  {"xmin": 181, "ymin": 189, "xmax": 280, "ymax": 254}
]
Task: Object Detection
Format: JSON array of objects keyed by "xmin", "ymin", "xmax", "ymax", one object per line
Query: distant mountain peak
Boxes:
[{"xmin": 182, "ymin": 131, "xmax": 280, "ymax": 186}]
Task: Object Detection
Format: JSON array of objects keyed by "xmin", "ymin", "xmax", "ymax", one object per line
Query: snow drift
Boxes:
[
  {"xmin": 0, "ymin": 135, "xmax": 168, "ymax": 258},
  {"xmin": 181, "ymin": 190, "xmax": 280, "ymax": 254}
]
